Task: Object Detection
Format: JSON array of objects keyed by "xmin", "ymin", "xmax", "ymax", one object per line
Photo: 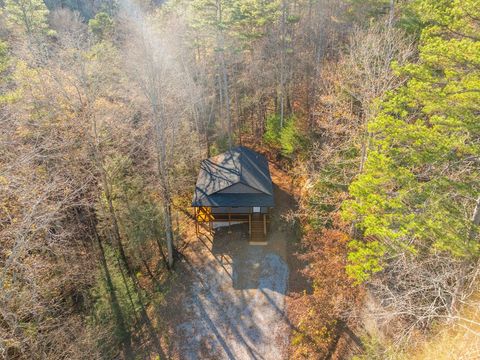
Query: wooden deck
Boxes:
[{"xmin": 194, "ymin": 208, "xmax": 269, "ymax": 244}]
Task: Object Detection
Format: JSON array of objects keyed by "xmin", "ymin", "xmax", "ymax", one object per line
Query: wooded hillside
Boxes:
[{"xmin": 1, "ymin": 0, "xmax": 479, "ymax": 359}]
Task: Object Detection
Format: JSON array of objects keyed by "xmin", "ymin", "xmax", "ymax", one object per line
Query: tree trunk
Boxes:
[
  {"xmin": 91, "ymin": 116, "xmax": 133, "ymax": 276},
  {"xmin": 469, "ymin": 196, "xmax": 480, "ymax": 240},
  {"xmin": 233, "ymin": 64, "xmax": 242, "ymax": 145},
  {"xmin": 155, "ymin": 234, "xmax": 169, "ymax": 269},
  {"xmin": 104, "ymin": 171, "xmax": 133, "ymax": 275},
  {"xmin": 308, "ymin": 6, "xmax": 324, "ymax": 130},
  {"xmin": 217, "ymin": 0, "xmax": 232, "ymax": 148},
  {"xmin": 163, "ymin": 203, "xmax": 174, "ymax": 267},
  {"xmin": 388, "ymin": 0, "xmax": 395, "ymax": 29},
  {"xmin": 151, "ymin": 99, "xmax": 174, "ymax": 269},
  {"xmin": 279, "ymin": 0, "xmax": 287, "ymax": 128},
  {"xmin": 359, "ymin": 133, "xmax": 370, "ymax": 173},
  {"xmin": 116, "ymin": 256, "xmax": 140, "ymax": 324}
]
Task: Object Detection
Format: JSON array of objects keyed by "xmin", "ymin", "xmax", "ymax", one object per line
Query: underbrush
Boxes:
[
  {"xmin": 87, "ymin": 243, "xmax": 168, "ymax": 358},
  {"xmin": 288, "ymin": 216, "xmax": 364, "ymax": 359}
]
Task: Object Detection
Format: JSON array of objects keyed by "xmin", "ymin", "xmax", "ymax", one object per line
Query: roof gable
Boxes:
[{"xmin": 217, "ymin": 182, "xmax": 263, "ymax": 194}]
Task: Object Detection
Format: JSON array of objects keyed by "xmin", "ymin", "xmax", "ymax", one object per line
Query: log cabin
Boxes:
[{"xmin": 192, "ymin": 146, "xmax": 274, "ymax": 244}]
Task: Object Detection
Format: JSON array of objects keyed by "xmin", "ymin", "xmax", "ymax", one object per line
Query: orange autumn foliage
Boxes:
[{"xmin": 288, "ymin": 216, "xmax": 364, "ymax": 359}]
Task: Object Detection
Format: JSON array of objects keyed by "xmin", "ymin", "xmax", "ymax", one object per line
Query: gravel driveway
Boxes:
[{"xmin": 176, "ymin": 222, "xmax": 290, "ymax": 360}]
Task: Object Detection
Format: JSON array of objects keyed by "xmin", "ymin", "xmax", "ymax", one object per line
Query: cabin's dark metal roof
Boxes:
[{"xmin": 192, "ymin": 146, "xmax": 274, "ymax": 207}]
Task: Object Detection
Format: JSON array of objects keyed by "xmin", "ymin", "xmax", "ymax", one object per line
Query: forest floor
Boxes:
[{"xmin": 164, "ymin": 164, "xmax": 306, "ymax": 360}]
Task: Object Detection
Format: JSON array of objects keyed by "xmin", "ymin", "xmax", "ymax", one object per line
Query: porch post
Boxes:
[
  {"xmin": 228, "ymin": 212, "xmax": 232, "ymax": 234},
  {"xmin": 263, "ymin": 213, "xmax": 266, "ymax": 235},
  {"xmin": 194, "ymin": 207, "xmax": 198, "ymax": 235},
  {"xmin": 248, "ymin": 214, "xmax": 251, "ymax": 235}
]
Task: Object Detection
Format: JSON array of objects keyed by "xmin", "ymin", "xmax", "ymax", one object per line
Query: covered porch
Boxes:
[{"xmin": 194, "ymin": 206, "xmax": 270, "ymax": 244}]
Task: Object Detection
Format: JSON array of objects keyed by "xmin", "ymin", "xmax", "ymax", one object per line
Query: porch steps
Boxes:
[{"xmin": 250, "ymin": 214, "xmax": 267, "ymax": 244}]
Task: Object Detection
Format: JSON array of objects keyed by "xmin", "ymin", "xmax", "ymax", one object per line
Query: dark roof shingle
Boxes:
[{"xmin": 192, "ymin": 146, "xmax": 274, "ymax": 207}]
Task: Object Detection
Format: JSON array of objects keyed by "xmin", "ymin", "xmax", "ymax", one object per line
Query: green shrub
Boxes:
[
  {"xmin": 279, "ymin": 117, "xmax": 298, "ymax": 155},
  {"xmin": 263, "ymin": 114, "xmax": 282, "ymax": 147},
  {"xmin": 263, "ymin": 114, "xmax": 303, "ymax": 156}
]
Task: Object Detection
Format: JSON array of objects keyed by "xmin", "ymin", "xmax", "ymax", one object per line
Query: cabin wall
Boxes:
[
  {"xmin": 211, "ymin": 207, "xmax": 250, "ymax": 214},
  {"xmin": 211, "ymin": 206, "xmax": 270, "ymax": 214}
]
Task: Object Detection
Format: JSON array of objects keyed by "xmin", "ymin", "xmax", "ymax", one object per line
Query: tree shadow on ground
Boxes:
[{"xmin": 205, "ymin": 182, "xmax": 312, "ymax": 295}]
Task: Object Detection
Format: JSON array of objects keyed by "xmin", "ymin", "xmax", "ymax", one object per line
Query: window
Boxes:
[{"xmin": 253, "ymin": 207, "xmax": 260, "ymax": 213}]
